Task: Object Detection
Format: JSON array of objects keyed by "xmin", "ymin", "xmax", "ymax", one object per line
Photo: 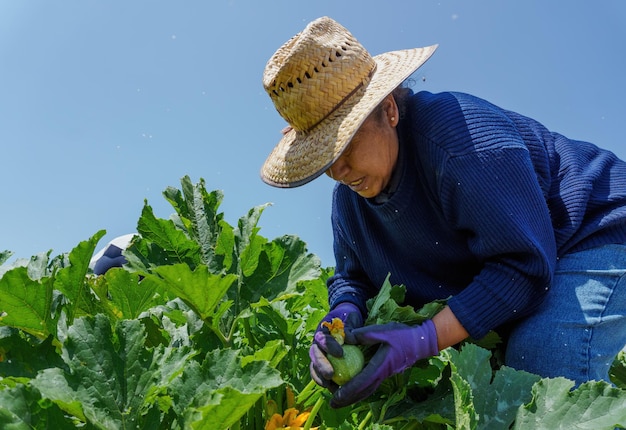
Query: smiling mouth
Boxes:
[{"xmin": 347, "ymin": 178, "xmax": 364, "ymax": 188}]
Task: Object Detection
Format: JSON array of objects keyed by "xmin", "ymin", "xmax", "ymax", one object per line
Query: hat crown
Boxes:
[{"xmin": 263, "ymin": 17, "xmax": 376, "ymax": 132}]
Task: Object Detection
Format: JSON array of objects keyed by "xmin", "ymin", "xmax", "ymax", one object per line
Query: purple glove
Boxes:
[
  {"xmin": 330, "ymin": 319, "xmax": 439, "ymax": 408},
  {"xmin": 309, "ymin": 302, "xmax": 363, "ymax": 390}
]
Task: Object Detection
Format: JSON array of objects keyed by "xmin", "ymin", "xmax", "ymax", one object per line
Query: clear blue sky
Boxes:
[{"xmin": 1, "ymin": 1, "xmax": 625, "ymax": 267}]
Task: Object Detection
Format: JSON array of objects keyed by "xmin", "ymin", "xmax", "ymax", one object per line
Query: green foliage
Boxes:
[
  {"xmin": 514, "ymin": 378, "xmax": 626, "ymax": 429},
  {"xmin": 0, "ymin": 175, "xmax": 625, "ymax": 429},
  {"xmin": 0, "ymin": 250, "xmax": 12, "ymax": 266}
]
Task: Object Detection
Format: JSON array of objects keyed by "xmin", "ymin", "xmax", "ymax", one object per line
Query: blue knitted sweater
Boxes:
[{"xmin": 328, "ymin": 91, "xmax": 626, "ymax": 339}]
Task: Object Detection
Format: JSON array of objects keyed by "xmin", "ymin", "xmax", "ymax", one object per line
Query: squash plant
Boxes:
[{"xmin": 1, "ymin": 176, "xmax": 625, "ymax": 429}]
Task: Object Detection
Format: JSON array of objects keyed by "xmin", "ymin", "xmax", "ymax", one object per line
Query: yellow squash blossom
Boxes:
[
  {"xmin": 321, "ymin": 317, "xmax": 345, "ymax": 344},
  {"xmin": 265, "ymin": 407, "xmax": 318, "ymax": 430}
]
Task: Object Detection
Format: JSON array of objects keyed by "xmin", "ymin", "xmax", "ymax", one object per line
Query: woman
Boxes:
[{"xmin": 260, "ymin": 16, "xmax": 626, "ymax": 408}]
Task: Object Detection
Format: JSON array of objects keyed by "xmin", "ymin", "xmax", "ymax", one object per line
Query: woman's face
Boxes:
[{"xmin": 326, "ymin": 96, "xmax": 399, "ymax": 198}]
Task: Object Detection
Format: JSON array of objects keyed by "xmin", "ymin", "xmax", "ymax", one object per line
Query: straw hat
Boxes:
[{"xmin": 261, "ymin": 16, "xmax": 438, "ymax": 188}]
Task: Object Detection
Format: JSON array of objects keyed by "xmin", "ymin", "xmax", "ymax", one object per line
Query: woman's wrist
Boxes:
[{"xmin": 432, "ymin": 306, "xmax": 469, "ymax": 350}]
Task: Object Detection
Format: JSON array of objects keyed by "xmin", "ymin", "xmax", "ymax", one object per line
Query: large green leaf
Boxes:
[
  {"xmin": 0, "ymin": 266, "xmax": 54, "ymax": 339},
  {"xmin": 449, "ymin": 365, "xmax": 477, "ymax": 430},
  {"xmin": 171, "ymin": 349, "xmax": 283, "ymax": 430},
  {"xmin": 446, "ymin": 343, "xmax": 540, "ymax": 430},
  {"xmin": 152, "ymin": 263, "xmax": 237, "ymax": 321},
  {"xmin": 235, "ymin": 203, "xmax": 270, "ymax": 278},
  {"xmin": 479, "ymin": 365, "xmax": 541, "ymax": 429},
  {"xmin": 0, "ymin": 382, "xmax": 77, "ymax": 429},
  {"xmin": 162, "ymin": 176, "xmax": 233, "ymax": 274},
  {"xmin": 179, "ymin": 176, "xmax": 225, "ymax": 268},
  {"xmin": 514, "ymin": 377, "xmax": 626, "ymax": 429},
  {"xmin": 53, "ymin": 231, "xmax": 110, "ymax": 322},
  {"xmin": 382, "ymin": 369, "xmax": 456, "ymax": 426},
  {"xmin": 0, "ymin": 383, "xmax": 36, "ymax": 430},
  {"xmin": 365, "ymin": 276, "xmax": 447, "ymax": 326},
  {"xmin": 54, "ymin": 230, "xmax": 105, "ymax": 306},
  {"xmin": 241, "ymin": 339, "xmax": 288, "ymax": 369},
  {"xmin": 0, "ymin": 329, "xmax": 63, "ymax": 378},
  {"xmin": 611, "ymin": 350, "xmax": 626, "ymax": 389},
  {"xmin": 92, "ymin": 269, "xmax": 163, "ymax": 320},
  {"xmin": 32, "ymin": 314, "xmax": 195, "ymax": 429},
  {"xmin": 0, "ymin": 251, "xmax": 12, "ymax": 266},
  {"xmin": 133, "ymin": 202, "xmax": 202, "ymax": 269},
  {"xmin": 240, "ymin": 235, "xmax": 321, "ymax": 305},
  {"xmin": 215, "ymin": 219, "xmax": 235, "ymax": 272}
]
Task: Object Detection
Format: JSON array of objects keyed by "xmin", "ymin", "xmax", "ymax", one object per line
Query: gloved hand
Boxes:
[
  {"xmin": 330, "ymin": 319, "xmax": 439, "ymax": 408},
  {"xmin": 309, "ymin": 302, "xmax": 363, "ymax": 390}
]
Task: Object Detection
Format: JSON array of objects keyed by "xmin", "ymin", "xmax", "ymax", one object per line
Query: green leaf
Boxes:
[
  {"xmin": 215, "ymin": 219, "xmax": 235, "ymax": 271},
  {"xmin": 446, "ymin": 343, "xmax": 541, "ymax": 430},
  {"xmin": 449, "ymin": 367, "xmax": 477, "ymax": 430},
  {"xmin": 0, "ymin": 383, "xmax": 34, "ymax": 430},
  {"xmin": 514, "ymin": 377, "xmax": 626, "ymax": 429},
  {"xmin": 236, "ymin": 203, "xmax": 270, "ymax": 277},
  {"xmin": 32, "ymin": 314, "xmax": 195, "ymax": 429},
  {"xmin": 382, "ymin": 372, "xmax": 456, "ymax": 426},
  {"xmin": 0, "ymin": 250, "xmax": 12, "ymax": 266},
  {"xmin": 29, "ymin": 253, "xmax": 56, "ymax": 279},
  {"xmin": 53, "ymin": 231, "xmax": 107, "ymax": 323},
  {"xmin": 610, "ymin": 350, "xmax": 626, "ymax": 389},
  {"xmin": 31, "ymin": 368, "xmax": 87, "ymax": 423},
  {"xmin": 175, "ymin": 349, "xmax": 284, "ymax": 430},
  {"xmin": 241, "ymin": 339, "xmax": 288, "ymax": 368},
  {"xmin": 162, "ymin": 176, "xmax": 231, "ymax": 273},
  {"xmin": 479, "ymin": 366, "xmax": 541, "ymax": 429},
  {"xmin": 97, "ymin": 269, "xmax": 162, "ymax": 320},
  {"xmin": 0, "ymin": 330, "xmax": 64, "ymax": 378},
  {"xmin": 133, "ymin": 201, "xmax": 202, "ymax": 268},
  {"xmin": 153, "ymin": 263, "xmax": 237, "ymax": 321},
  {"xmin": 253, "ymin": 297, "xmax": 300, "ymax": 347},
  {"xmin": 0, "ymin": 382, "xmax": 77, "ymax": 429},
  {"xmin": 292, "ymin": 275, "xmax": 331, "ymax": 314},
  {"xmin": 0, "ymin": 266, "xmax": 54, "ymax": 339},
  {"xmin": 241, "ymin": 235, "xmax": 321, "ymax": 305},
  {"xmin": 365, "ymin": 275, "xmax": 446, "ymax": 326},
  {"xmin": 54, "ymin": 230, "xmax": 105, "ymax": 303},
  {"xmin": 181, "ymin": 176, "xmax": 225, "ymax": 267},
  {"xmin": 0, "ymin": 252, "xmax": 55, "ymax": 281}
]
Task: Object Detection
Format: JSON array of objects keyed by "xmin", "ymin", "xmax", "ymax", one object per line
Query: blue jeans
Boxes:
[{"xmin": 505, "ymin": 244, "xmax": 626, "ymax": 385}]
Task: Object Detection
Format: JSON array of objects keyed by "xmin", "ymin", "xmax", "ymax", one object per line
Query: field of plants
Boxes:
[{"xmin": 1, "ymin": 176, "xmax": 626, "ymax": 429}]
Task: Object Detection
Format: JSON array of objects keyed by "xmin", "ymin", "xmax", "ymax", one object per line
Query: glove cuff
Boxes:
[
  {"xmin": 421, "ymin": 319, "xmax": 439, "ymax": 356},
  {"xmin": 330, "ymin": 302, "xmax": 363, "ymax": 326}
]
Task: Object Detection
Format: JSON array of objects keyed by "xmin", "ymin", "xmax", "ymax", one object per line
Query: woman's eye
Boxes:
[{"xmin": 343, "ymin": 139, "xmax": 357, "ymax": 157}]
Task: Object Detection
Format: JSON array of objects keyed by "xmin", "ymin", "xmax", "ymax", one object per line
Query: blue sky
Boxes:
[{"xmin": 1, "ymin": 1, "xmax": 625, "ymax": 267}]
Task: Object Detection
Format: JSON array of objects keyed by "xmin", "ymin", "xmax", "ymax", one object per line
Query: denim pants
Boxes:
[{"xmin": 505, "ymin": 244, "xmax": 626, "ymax": 385}]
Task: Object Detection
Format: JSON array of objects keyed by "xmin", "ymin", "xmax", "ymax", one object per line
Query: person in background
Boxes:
[
  {"xmin": 259, "ymin": 16, "xmax": 626, "ymax": 408},
  {"xmin": 89, "ymin": 233, "xmax": 135, "ymax": 275}
]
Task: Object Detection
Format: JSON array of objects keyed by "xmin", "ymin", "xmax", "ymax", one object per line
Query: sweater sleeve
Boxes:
[{"xmin": 442, "ymin": 145, "xmax": 557, "ymax": 339}]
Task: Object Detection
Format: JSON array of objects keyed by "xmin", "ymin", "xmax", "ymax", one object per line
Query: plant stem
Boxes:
[
  {"xmin": 296, "ymin": 379, "xmax": 319, "ymax": 405},
  {"xmin": 303, "ymin": 396, "xmax": 324, "ymax": 430},
  {"xmin": 357, "ymin": 410, "xmax": 373, "ymax": 430},
  {"xmin": 210, "ymin": 323, "xmax": 229, "ymax": 348}
]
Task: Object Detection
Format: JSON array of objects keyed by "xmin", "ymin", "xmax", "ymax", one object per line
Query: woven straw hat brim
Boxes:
[{"xmin": 261, "ymin": 44, "xmax": 438, "ymax": 188}]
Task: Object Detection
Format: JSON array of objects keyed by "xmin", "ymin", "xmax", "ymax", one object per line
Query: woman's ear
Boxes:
[{"xmin": 384, "ymin": 95, "xmax": 399, "ymax": 126}]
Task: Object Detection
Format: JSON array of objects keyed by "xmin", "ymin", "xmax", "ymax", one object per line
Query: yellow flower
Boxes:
[
  {"xmin": 321, "ymin": 317, "xmax": 345, "ymax": 344},
  {"xmin": 264, "ymin": 407, "xmax": 318, "ymax": 430}
]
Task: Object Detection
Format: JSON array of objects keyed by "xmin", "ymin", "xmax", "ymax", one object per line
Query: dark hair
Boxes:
[
  {"xmin": 371, "ymin": 84, "xmax": 411, "ymax": 124},
  {"xmin": 392, "ymin": 85, "xmax": 411, "ymax": 119}
]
